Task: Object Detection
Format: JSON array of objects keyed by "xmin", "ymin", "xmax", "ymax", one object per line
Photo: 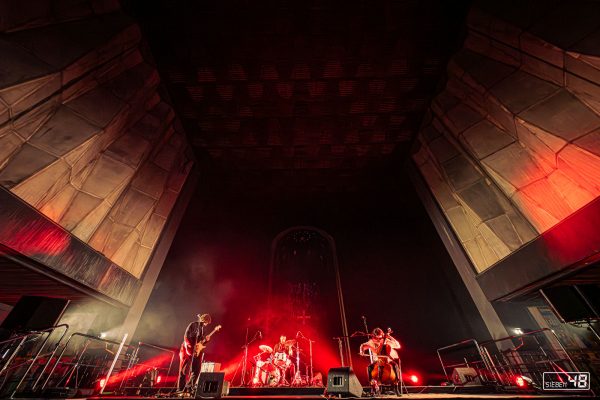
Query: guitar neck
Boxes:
[
  {"xmin": 202, "ymin": 326, "xmax": 221, "ymax": 342},
  {"xmin": 205, "ymin": 329, "xmax": 217, "ymax": 339}
]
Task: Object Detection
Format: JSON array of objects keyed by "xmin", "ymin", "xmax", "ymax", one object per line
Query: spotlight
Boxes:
[
  {"xmin": 156, "ymin": 375, "xmax": 162, "ymax": 384},
  {"xmin": 513, "ymin": 328, "xmax": 523, "ymax": 335},
  {"xmin": 99, "ymin": 377, "xmax": 106, "ymax": 388},
  {"xmin": 410, "ymin": 374, "xmax": 420, "ymax": 384},
  {"xmin": 514, "ymin": 375, "xmax": 532, "ymax": 389}
]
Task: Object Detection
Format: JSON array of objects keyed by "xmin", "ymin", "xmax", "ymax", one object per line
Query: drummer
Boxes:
[
  {"xmin": 273, "ymin": 335, "xmax": 293, "ymax": 355},
  {"xmin": 273, "ymin": 335, "xmax": 297, "ymax": 384}
]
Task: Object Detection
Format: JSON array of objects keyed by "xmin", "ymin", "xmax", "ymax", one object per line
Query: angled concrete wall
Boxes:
[
  {"xmin": 412, "ymin": 0, "xmax": 600, "ymax": 273},
  {"xmin": 0, "ymin": 6, "xmax": 193, "ymax": 279}
]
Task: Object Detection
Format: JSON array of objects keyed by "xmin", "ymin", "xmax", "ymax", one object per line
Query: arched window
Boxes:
[{"xmin": 267, "ymin": 227, "xmax": 352, "ymax": 367}]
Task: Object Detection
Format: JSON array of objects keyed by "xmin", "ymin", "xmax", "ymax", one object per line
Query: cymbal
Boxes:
[
  {"xmin": 284, "ymin": 339, "xmax": 296, "ymax": 346},
  {"xmin": 259, "ymin": 345, "xmax": 273, "ymax": 353}
]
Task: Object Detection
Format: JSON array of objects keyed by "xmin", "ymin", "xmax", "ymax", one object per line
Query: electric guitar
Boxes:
[{"xmin": 194, "ymin": 324, "xmax": 222, "ymax": 356}]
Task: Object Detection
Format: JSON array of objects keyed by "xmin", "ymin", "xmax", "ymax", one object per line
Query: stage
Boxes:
[
  {"xmin": 17, "ymin": 393, "xmax": 596, "ymax": 400},
  {"xmin": 13, "ymin": 385, "xmax": 594, "ymax": 400}
]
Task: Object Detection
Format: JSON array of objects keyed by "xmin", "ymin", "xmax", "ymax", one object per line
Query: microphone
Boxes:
[{"xmin": 361, "ymin": 315, "xmax": 366, "ymax": 321}]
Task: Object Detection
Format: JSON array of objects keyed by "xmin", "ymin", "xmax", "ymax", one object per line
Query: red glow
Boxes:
[
  {"xmin": 515, "ymin": 376, "xmax": 525, "ymax": 387},
  {"xmin": 99, "ymin": 377, "xmax": 106, "ymax": 388},
  {"xmin": 410, "ymin": 374, "xmax": 419, "ymax": 384},
  {"xmin": 220, "ymin": 350, "xmax": 246, "ymax": 382},
  {"xmin": 156, "ymin": 375, "xmax": 162, "ymax": 384},
  {"xmin": 2, "ymin": 223, "xmax": 70, "ymax": 257},
  {"xmin": 100, "ymin": 353, "xmax": 173, "ymax": 388}
]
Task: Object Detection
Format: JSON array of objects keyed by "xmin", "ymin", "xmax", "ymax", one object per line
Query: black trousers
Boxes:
[{"xmin": 178, "ymin": 353, "xmax": 202, "ymax": 391}]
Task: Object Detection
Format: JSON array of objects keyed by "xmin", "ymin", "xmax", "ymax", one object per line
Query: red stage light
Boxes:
[
  {"xmin": 99, "ymin": 378, "xmax": 106, "ymax": 388},
  {"xmin": 515, "ymin": 376, "xmax": 525, "ymax": 387},
  {"xmin": 410, "ymin": 374, "xmax": 419, "ymax": 384},
  {"xmin": 156, "ymin": 375, "xmax": 162, "ymax": 384}
]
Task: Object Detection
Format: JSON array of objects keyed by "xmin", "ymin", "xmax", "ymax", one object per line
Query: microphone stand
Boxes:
[
  {"xmin": 308, "ymin": 336, "xmax": 314, "ymax": 385},
  {"xmin": 332, "ymin": 336, "xmax": 346, "ymax": 366},
  {"xmin": 294, "ymin": 334, "xmax": 301, "ymax": 386},
  {"xmin": 297, "ymin": 331, "xmax": 316, "ymax": 385},
  {"xmin": 362, "ymin": 316, "xmax": 376, "ymax": 364},
  {"xmin": 240, "ymin": 325, "xmax": 250, "ymax": 386},
  {"xmin": 239, "ymin": 330, "xmax": 261, "ymax": 386}
]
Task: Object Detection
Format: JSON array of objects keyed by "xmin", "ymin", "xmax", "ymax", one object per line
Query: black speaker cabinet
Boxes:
[
  {"xmin": 195, "ymin": 372, "xmax": 227, "ymax": 398},
  {"xmin": 326, "ymin": 367, "xmax": 363, "ymax": 398}
]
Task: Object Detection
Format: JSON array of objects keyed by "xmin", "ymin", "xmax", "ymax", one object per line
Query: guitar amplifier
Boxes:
[{"xmin": 201, "ymin": 362, "xmax": 221, "ymax": 372}]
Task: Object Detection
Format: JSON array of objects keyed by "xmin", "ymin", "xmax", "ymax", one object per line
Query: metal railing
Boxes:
[
  {"xmin": 437, "ymin": 338, "xmax": 497, "ymax": 385},
  {"xmin": 437, "ymin": 329, "xmax": 580, "ymax": 389},
  {"xmin": 117, "ymin": 341, "xmax": 177, "ymax": 395},
  {"xmin": 0, "ymin": 329, "xmax": 181, "ymax": 398},
  {"xmin": 38, "ymin": 332, "xmax": 133, "ymax": 395},
  {"xmin": 479, "ymin": 328, "xmax": 578, "ymax": 387},
  {"xmin": 0, "ymin": 324, "xmax": 69, "ymax": 397}
]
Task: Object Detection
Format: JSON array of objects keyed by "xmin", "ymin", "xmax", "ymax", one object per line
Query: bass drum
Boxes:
[
  {"xmin": 254, "ymin": 361, "xmax": 281, "ymax": 387},
  {"xmin": 272, "ymin": 351, "xmax": 289, "ymax": 368}
]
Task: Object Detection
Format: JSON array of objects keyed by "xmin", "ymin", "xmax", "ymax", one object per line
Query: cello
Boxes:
[{"xmin": 369, "ymin": 328, "xmax": 398, "ymax": 386}]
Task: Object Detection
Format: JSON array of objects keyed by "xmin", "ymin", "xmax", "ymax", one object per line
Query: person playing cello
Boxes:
[{"xmin": 360, "ymin": 327, "xmax": 401, "ymax": 391}]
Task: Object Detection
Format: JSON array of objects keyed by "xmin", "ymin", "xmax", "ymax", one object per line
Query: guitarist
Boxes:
[{"xmin": 178, "ymin": 313, "xmax": 215, "ymax": 391}]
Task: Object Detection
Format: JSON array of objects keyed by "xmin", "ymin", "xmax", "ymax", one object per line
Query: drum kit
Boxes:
[{"xmin": 250, "ymin": 337, "xmax": 314, "ymax": 387}]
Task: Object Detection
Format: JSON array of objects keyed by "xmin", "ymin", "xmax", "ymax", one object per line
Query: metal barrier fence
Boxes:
[
  {"xmin": 38, "ymin": 332, "xmax": 132, "ymax": 395},
  {"xmin": 479, "ymin": 328, "xmax": 578, "ymax": 387},
  {"xmin": 0, "ymin": 329, "xmax": 180, "ymax": 398},
  {"xmin": 0, "ymin": 324, "xmax": 69, "ymax": 397},
  {"xmin": 116, "ymin": 342, "xmax": 177, "ymax": 395},
  {"xmin": 437, "ymin": 329, "xmax": 579, "ymax": 389}
]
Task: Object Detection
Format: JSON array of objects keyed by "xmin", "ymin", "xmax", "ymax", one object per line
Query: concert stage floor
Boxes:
[
  {"xmin": 25, "ymin": 386, "xmax": 593, "ymax": 400},
  {"xmin": 65, "ymin": 393, "xmax": 596, "ymax": 400},
  {"xmin": 15, "ymin": 386, "xmax": 595, "ymax": 400}
]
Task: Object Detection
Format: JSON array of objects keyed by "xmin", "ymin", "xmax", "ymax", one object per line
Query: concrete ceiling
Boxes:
[{"xmin": 126, "ymin": 0, "xmax": 470, "ymax": 192}]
